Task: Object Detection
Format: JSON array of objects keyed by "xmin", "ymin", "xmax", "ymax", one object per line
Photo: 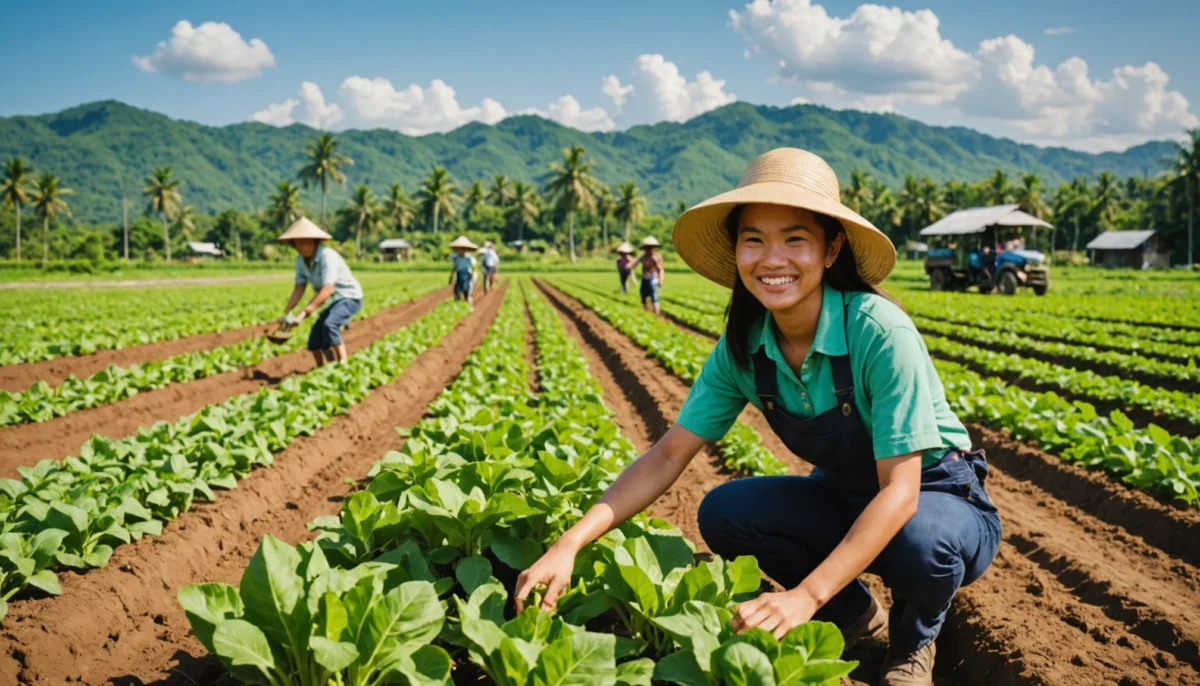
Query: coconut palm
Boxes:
[
  {"xmin": 900, "ymin": 175, "xmax": 945, "ymax": 235},
  {"xmin": 416, "ymin": 167, "xmax": 460, "ymax": 233},
  {"xmin": 1052, "ymin": 178, "xmax": 1091, "ymax": 253},
  {"xmin": 507, "ymin": 181, "xmax": 540, "ymax": 242},
  {"xmin": 31, "ymin": 173, "xmax": 72, "ymax": 266},
  {"xmin": 173, "ymin": 205, "xmax": 197, "ymax": 242},
  {"xmin": 487, "ymin": 173, "xmax": 512, "ymax": 208},
  {"xmin": 614, "ymin": 181, "xmax": 646, "ymax": 242},
  {"xmin": 983, "ymin": 169, "xmax": 1013, "ymax": 206},
  {"xmin": 1014, "ymin": 173, "xmax": 1047, "ymax": 219},
  {"xmin": 347, "ymin": 185, "xmax": 379, "ymax": 260},
  {"xmin": 267, "ymin": 180, "xmax": 305, "ymax": 229},
  {"xmin": 866, "ymin": 180, "xmax": 902, "ymax": 235},
  {"xmin": 2, "ymin": 157, "xmax": 32, "ymax": 260},
  {"xmin": 595, "ymin": 185, "xmax": 615, "ymax": 249},
  {"xmin": 464, "ymin": 180, "xmax": 486, "ymax": 220},
  {"xmin": 1091, "ymin": 171, "xmax": 1123, "ymax": 232},
  {"xmin": 1166, "ymin": 129, "xmax": 1200, "ymax": 268},
  {"xmin": 546, "ymin": 145, "xmax": 600, "ymax": 262},
  {"xmin": 383, "ymin": 182, "xmax": 415, "ymax": 232},
  {"xmin": 298, "ymin": 133, "xmax": 353, "ymax": 228},
  {"xmin": 143, "ymin": 167, "xmax": 182, "ymax": 262},
  {"xmin": 841, "ymin": 170, "xmax": 872, "ymax": 214}
]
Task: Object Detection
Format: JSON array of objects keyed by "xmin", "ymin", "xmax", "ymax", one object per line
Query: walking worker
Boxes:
[
  {"xmin": 638, "ymin": 235, "xmax": 665, "ymax": 314},
  {"xmin": 479, "ymin": 240, "xmax": 500, "ymax": 294},
  {"xmin": 278, "ymin": 217, "xmax": 364, "ymax": 367},
  {"xmin": 516, "ymin": 148, "xmax": 1001, "ymax": 686},
  {"xmin": 615, "ymin": 241, "xmax": 636, "ymax": 294},
  {"xmin": 448, "ymin": 235, "xmax": 478, "ymax": 306}
]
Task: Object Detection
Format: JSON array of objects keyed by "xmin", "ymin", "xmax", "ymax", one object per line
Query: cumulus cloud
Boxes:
[
  {"xmin": 252, "ymin": 99, "xmax": 297, "ymax": 126},
  {"xmin": 789, "ymin": 96, "xmax": 811, "ymax": 105},
  {"xmin": 252, "ymin": 81, "xmax": 343, "ymax": 129},
  {"xmin": 601, "ymin": 75, "xmax": 634, "ymax": 112},
  {"xmin": 612, "ymin": 54, "xmax": 736, "ymax": 123},
  {"xmin": 544, "ymin": 95, "xmax": 617, "ymax": 132},
  {"xmin": 1044, "ymin": 26, "xmax": 1076, "ymax": 36},
  {"xmin": 133, "ymin": 20, "xmax": 274, "ymax": 83},
  {"xmin": 338, "ymin": 77, "xmax": 506, "ymax": 135}
]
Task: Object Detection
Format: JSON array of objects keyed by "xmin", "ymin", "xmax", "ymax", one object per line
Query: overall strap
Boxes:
[
  {"xmin": 751, "ymin": 348, "xmax": 779, "ymax": 411},
  {"xmin": 833, "ymin": 293, "xmax": 855, "ymax": 416}
]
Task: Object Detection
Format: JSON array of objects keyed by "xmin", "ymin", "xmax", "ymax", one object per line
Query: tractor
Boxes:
[{"xmin": 920, "ymin": 205, "xmax": 1053, "ymax": 296}]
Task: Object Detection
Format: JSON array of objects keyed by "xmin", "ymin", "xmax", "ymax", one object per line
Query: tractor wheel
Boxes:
[
  {"xmin": 930, "ymin": 270, "xmax": 946, "ymax": 291},
  {"xmin": 1033, "ymin": 284, "xmax": 1048, "ymax": 296},
  {"xmin": 998, "ymin": 271, "xmax": 1018, "ymax": 296}
]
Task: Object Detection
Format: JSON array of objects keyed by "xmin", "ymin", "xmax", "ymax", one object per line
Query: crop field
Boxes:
[{"xmin": 0, "ymin": 268, "xmax": 1198, "ymax": 686}]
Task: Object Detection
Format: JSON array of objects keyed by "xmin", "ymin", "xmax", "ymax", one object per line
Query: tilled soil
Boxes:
[
  {"xmin": 0, "ymin": 285, "xmax": 505, "ymax": 686},
  {"xmin": 0, "ymin": 288, "xmax": 451, "ymax": 474},
  {"xmin": 548, "ymin": 281, "xmax": 1200, "ymax": 686}
]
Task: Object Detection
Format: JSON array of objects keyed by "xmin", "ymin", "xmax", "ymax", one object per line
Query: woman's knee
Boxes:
[{"xmin": 697, "ymin": 481, "xmax": 754, "ymax": 551}]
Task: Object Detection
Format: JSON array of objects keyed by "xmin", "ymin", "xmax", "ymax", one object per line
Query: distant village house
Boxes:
[
  {"xmin": 1085, "ymin": 230, "xmax": 1171, "ymax": 269},
  {"xmin": 378, "ymin": 238, "xmax": 412, "ymax": 262}
]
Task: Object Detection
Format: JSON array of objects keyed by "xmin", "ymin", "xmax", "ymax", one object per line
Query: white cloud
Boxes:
[
  {"xmin": 622, "ymin": 54, "xmax": 736, "ymax": 122},
  {"xmin": 546, "ymin": 96, "xmax": 617, "ymax": 132},
  {"xmin": 252, "ymin": 81, "xmax": 343, "ymax": 129},
  {"xmin": 1043, "ymin": 26, "xmax": 1076, "ymax": 36},
  {"xmin": 133, "ymin": 20, "xmax": 274, "ymax": 83},
  {"xmin": 338, "ymin": 77, "xmax": 506, "ymax": 135},
  {"xmin": 601, "ymin": 75, "xmax": 634, "ymax": 112}
]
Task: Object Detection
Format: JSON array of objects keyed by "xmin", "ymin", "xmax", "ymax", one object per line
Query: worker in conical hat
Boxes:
[
  {"xmin": 448, "ymin": 235, "xmax": 479, "ymax": 307},
  {"xmin": 637, "ymin": 235, "xmax": 665, "ymax": 314},
  {"xmin": 278, "ymin": 217, "xmax": 363, "ymax": 367},
  {"xmin": 615, "ymin": 241, "xmax": 636, "ymax": 295}
]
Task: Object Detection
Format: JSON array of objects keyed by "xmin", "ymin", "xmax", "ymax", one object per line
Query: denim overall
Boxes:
[{"xmin": 696, "ymin": 298, "xmax": 1002, "ymax": 653}]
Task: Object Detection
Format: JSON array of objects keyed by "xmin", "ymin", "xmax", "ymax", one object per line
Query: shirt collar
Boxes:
[{"xmin": 751, "ymin": 283, "xmax": 848, "ymax": 362}]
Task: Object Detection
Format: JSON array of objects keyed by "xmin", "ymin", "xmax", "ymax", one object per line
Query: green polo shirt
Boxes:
[{"xmin": 676, "ymin": 283, "xmax": 970, "ymax": 468}]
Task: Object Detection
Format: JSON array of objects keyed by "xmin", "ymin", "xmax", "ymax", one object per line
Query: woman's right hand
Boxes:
[{"xmin": 514, "ymin": 542, "xmax": 578, "ymax": 613}]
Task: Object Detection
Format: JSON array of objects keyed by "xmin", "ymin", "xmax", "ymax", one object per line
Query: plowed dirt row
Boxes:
[
  {"xmin": 0, "ymin": 288, "xmax": 451, "ymax": 474},
  {"xmin": 548, "ymin": 282, "xmax": 1200, "ymax": 686},
  {"xmin": 0, "ymin": 286, "xmax": 504, "ymax": 686}
]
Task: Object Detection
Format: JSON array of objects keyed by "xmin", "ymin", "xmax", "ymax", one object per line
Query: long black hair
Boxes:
[{"xmin": 723, "ymin": 204, "xmax": 896, "ymax": 369}]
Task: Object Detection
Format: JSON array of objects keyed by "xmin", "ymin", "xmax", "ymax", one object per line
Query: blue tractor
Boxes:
[{"xmin": 920, "ymin": 205, "xmax": 1053, "ymax": 296}]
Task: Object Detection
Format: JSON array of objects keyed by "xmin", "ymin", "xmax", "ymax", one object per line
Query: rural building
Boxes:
[
  {"xmin": 378, "ymin": 238, "xmax": 412, "ymax": 261},
  {"xmin": 1085, "ymin": 230, "xmax": 1171, "ymax": 269},
  {"xmin": 184, "ymin": 242, "xmax": 223, "ymax": 259}
]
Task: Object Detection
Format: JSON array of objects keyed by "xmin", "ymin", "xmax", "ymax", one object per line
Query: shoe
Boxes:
[
  {"xmin": 842, "ymin": 594, "xmax": 888, "ymax": 649},
  {"xmin": 880, "ymin": 641, "xmax": 936, "ymax": 686}
]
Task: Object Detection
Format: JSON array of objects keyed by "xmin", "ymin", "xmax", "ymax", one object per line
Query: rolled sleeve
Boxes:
[
  {"xmin": 863, "ymin": 327, "xmax": 943, "ymax": 459},
  {"xmin": 676, "ymin": 336, "xmax": 748, "ymax": 441}
]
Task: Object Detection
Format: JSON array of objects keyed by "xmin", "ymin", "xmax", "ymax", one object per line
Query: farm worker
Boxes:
[
  {"xmin": 278, "ymin": 217, "xmax": 364, "ymax": 367},
  {"xmin": 479, "ymin": 240, "xmax": 500, "ymax": 294},
  {"xmin": 448, "ymin": 235, "xmax": 478, "ymax": 307},
  {"xmin": 615, "ymin": 241, "xmax": 636, "ymax": 294},
  {"xmin": 516, "ymin": 148, "xmax": 1000, "ymax": 686},
  {"xmin": 638, "ymin": 235, "xmax": 665, "ymax": 314}
]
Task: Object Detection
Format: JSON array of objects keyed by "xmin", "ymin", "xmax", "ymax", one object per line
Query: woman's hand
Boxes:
[
  {"xmin": 731, "ymin": 587, "xmax": 821, "ymax": 640},
  {"xmin": 514, "ymin": 543, "xmax": 578, "ymax": 612}
]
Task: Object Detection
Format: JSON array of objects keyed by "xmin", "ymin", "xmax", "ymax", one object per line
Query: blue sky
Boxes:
[{"xmin": 2, "ymin": 0, "xmax": 1197, "ymax": 152}]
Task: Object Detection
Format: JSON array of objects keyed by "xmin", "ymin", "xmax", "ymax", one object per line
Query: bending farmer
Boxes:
[
  {"xmin": 516, "ymin": 148, "xmax": 1001, "ymax": 686},
  {"xmin": 448, "ymin": 235, "xmax": 478, "ymax": 306},
  {"xmin": 638, "ymin": 235, "xmax": 665, "ymax": 314},
  {"xmin": 279, "ymin": 217, "xmax": 364, "ymax": 367}
]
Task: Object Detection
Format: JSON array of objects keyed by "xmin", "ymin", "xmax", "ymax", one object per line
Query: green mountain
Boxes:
[{"xmin": 0, "ymin": 99, "xmax": 1176, "ymax": 224}]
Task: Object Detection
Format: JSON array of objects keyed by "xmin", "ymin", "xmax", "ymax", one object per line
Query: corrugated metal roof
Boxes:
[
  {"xmin": 378, "ymin": 238, "xmax": 412, "ymax": 249},
  {"xmin": 919, "ymin": 204, "xmax": 1054, "ymax": 236},
  {"xmin": 1085, "ymin": 230, "xmax": 1156, "ymax": 250}
]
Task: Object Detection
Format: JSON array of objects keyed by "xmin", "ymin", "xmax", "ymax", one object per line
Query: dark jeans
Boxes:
[
  {"xmin": 697, "ymin": 451, "xmax": 1001, "ymax": 653},
  {"xmin": 307, "ymin": 298, "xmax": 361, "ymax": 351},
  {"xmin": 454, "ymin": 272, "xmax": 473, "ymax": 300},
  {"xmin": 619, "ymin": 268, "xmax": 632, "ymax": 294}
]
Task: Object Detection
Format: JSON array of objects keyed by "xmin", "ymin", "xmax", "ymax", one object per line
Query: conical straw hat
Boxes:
[
  {"xmin": 277, "ymin": 216, "xmax": 332, "ymax": 244},
  {"xmin": 672, "ymin": 148, "xmax": 896, "ymax": 287},
  {"xmin": 448, "ymin": 235, "xmax": 479, "ymax": 251},
  {"xmin": 641, "ymin": 236, "xmax": 661, "ymax": 248},
  {"xmin": 615, "ymin": 241, "xmax": 635, "ymax": 254}
]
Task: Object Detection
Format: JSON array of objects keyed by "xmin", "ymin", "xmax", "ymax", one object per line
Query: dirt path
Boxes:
[
  {"xmin": 548, "ymin": 281, "xmax": 1200, "ymax": 686},
  {"xmin": 0, "ymin": 285, "xmax": 505, "ymax": 686},
  {"xmin": 0, "ymin": 273, "xmax": 287, "ymax": 290},
  {"xmin": 0, "ymin": 288, "xmax": 453, "ymax": 475}
]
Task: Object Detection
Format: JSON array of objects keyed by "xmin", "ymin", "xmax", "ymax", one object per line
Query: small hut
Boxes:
[
  {"xmin": 378, "ymin": 238, "xmax": 412, "ymax": 262},
  {"xmin": 185, "ymin": 242, "xmax": 223, "ymax": 260},
  {"xmin": 1085, "ymin": 230, "xmax": 1170, "ymax": 269}
]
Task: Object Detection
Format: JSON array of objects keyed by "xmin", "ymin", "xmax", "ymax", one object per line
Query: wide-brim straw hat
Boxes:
[
  {"xmin": 672, "ymin": 148, "xmax": 896, "ymax": 287},
  {"xmin": 615, "ymin": 241, "xmax": 635, "ymax": 254},
  {"xmin": 277, "ymin": 216, "xmax": 332, "ymax": 244},
  {"xmin": 641, "ymin": 236, "xmax": 661, "ymax": 248},
  {"xmin": 448, "ymin": 235, "xmax": 479, "ymax": 251}
]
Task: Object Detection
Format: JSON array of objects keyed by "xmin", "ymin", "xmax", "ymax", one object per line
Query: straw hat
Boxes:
[
  {"xmin": 615, "ymin": 241, "xmax": 635, "ymax": 254},
  {"xmin": 448, "ymin": 235, "xmax": 479, "ymax": 251},
  {"xmin": 641, "ymin": 236, "xmax": 661, "ymax": 248},
  {"xmin": 672, "ymin": 148, "xmax": 896, "ymax": 287},
  {"xmin": 277, "ymin": 217, "xmax": 332, "ymax": 244}
]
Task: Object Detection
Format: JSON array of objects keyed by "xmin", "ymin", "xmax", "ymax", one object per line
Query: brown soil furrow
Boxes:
[
  {"xmin": 0, "ymin": 288, "xmax": 451, "ymax": 474},
  {"xmin": 0, "ymin": 285, "xmax": 504, "ymax": 686},
  {"xmin": 523, "ymin": 295, "xmax": 542, "ymax": 395}
]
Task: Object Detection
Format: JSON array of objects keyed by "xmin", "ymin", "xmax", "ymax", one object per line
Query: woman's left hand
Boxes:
[{"xmin": 731, "ymin": 587, "xmax": 820, "ymax": 639}]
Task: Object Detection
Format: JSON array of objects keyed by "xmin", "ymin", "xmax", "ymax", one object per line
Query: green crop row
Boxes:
[
  {"xmin": 0, "ymin": 278, "xmax": 445, "ymax": 427},
  {"xmin": 0, "ymin": 298, "xmax": 472, "ymax": 621},
  {"xmin": 178, "ymin": 282, "xmax": 852, "ymax": 685}
]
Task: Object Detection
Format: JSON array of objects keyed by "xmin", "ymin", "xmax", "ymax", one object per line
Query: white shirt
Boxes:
[{"xmin": 295, "ymin": 245, "xmax": 363, "ymax": 302}]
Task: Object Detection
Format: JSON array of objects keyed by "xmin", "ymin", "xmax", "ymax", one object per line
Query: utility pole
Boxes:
[{"xmin": 122, "ymin": 195, "xmax": 129, "ymax": 260}]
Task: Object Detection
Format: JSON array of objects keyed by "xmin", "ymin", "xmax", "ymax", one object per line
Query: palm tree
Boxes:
[
  {"xmin": 1091, "ymin": 171, "xmax": 1123, "ymax": 232},
  {"xmin": 347, "ymin": 185, "xmax": 378, "ymax": 260},
  {"xmin": 984, "ymin": 169, "xmax": 1013, "ymax": 206},
  {"xmin": 1052, "ymin": 178, "xmax": 1091, "ymax": 253},
  {"xmin": 1014, "ymin": 173, "xmax": 1047, "ymax": 219},
  {"xmin": 143, "ymin": 167, "xmax": 182, "ymax": 262},
  {"xmin": 596, "ymin": 185, "xmax": 615, "ymax": 249},
  {"xmin": 31, "ymin": 173, "xmax": 72, "ymax": 266},
  {"xmin": 463, "ymin": 180, "xmax": 486, "ymax": 221},
  {"xmin": 865, "ymin": 180, "xmax": 902, "ymax": 236},
  {"xmin": 383, "ymin": 182, "xmax": 415, "ymax": 232},
  {"xmin": 546, "ymin": 145, "xmax": 600, "ymax": 262},
  {"xmin": 1166, "ymin": 129, "xmax": 1200, "ymax": 268},
  {"xmin": 487, "ymin": 174, "xmax": 512, "ymax": 208},
  {"xmin": 416, "ymin": 167, "xmax": 459, "ymax": 233},
  {"xmin": 841, "ymin": 169, "xmax": 872, "ymax": 214},
  {"xmin": 267, "ymin": 180, "xmax": 305, "ymax": 229},
  {"xmin": 2, "ymin": 157, "xmax": 32, "ymax": 260},
  {"xmin": 507, "ymin": 181, "xmax": 540, "ymax": 242},
  {"xmin": 298, "ymin": 133, "xmax": 353, "ymax": 228},
  {"xmin": 614, "ymin": 181, "xmax": 646, "ymax": 242},
  {"xmin": 900, "ymin": 175, "xmax": 945, "ymax": 235},
  {"xmin": 173, "ymin": 205, "xmax": 197, "ymax": 242}
]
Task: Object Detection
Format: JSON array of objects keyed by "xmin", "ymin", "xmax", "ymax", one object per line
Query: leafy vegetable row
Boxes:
[
  {"xmin": 0, "ymin": 278, "xmax": 445, "ymax": 427},
  {"xmin": 0, "ymin": 298, "xmax": 472, "ymax": 621},
  {"xmin": 179, "ymin": 281, "xmax": 854, "ymax": 685}
]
